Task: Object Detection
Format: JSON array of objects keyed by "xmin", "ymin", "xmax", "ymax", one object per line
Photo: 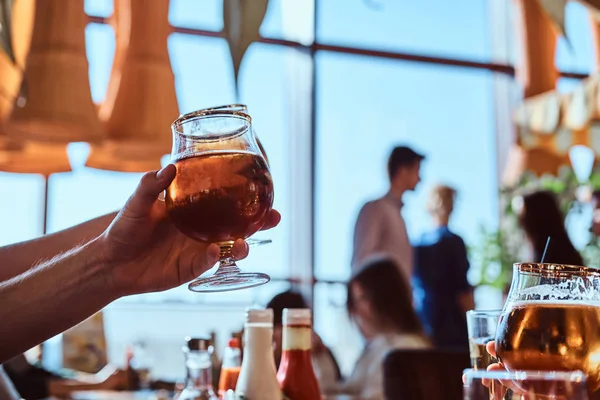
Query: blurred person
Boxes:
[
  {"xmin": 352, "ymin": 145, "xmax": 425, "ymax": 282},
  {"xmin": 0, "ymin": 164, "xmax": 281, "ymax": 363},
  {"xmin": 3, "ymin": 354, "xmax": 126, "ymax": 399},
  {"xmin": 266, "ymin": 290, "xmax": 342, "ymax": 390},
  {"xmin": 3, "ymin": 352, "xmax": 140, "ymax": 399},
  {"xmin": 518, "ymin": 190, "xmax": 583, "ymax": 266},
  {"xmin": 325, "ymin": 255, "xmax": 430, "ymax": 400},
  {"xmin": 412, "ymin": 184, "xmax": 473, "ymax": 350}
]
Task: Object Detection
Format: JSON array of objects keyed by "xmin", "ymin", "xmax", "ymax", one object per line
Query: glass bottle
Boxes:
[
  {"xmin": 176, "ymin": 336, "xmax": 218, "ymax": 400},
  {"xmin": 235, "ymin": 308, "xmax": 281, "ymax": 400},
  {"xmin": 218, "ymin": 337, "xmax": 242, "ymax": 398},
  {"xmin": 276, "ymin": 308, "xmax": 321, "ymax": 400}
]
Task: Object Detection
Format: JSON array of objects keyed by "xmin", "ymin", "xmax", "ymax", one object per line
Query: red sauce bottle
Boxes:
[{"xmin": 276, "ymin": 308, "xmax": 321, "ymax": 400}]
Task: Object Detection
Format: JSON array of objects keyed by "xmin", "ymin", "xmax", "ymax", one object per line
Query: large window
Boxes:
[
  {"xmin": 315, "ymin": 53, "xmax": 498, "ymax": 282},
  {"xmin": 0, "ymin": 0, "xmax": 592, "ymax": 379}
]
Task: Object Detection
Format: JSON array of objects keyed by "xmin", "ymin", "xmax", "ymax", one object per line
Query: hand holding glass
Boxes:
[{"xmin": 166, "ymin": 109, "xmax": 274, "ymax": 292}]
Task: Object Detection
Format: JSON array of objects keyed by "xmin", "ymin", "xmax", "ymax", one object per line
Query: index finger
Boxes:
[{"xmin": 260, "ymin": 209, "xmax": 281, "ymax": 231}]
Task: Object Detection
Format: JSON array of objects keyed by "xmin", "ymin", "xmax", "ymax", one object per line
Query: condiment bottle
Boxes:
[
  {"xmin": 235, "ymin": 308, "xmax": 281, "ymax": 400},
  {"xmin": 218, "ymin": 337, "xmax": 241, "ymax": 398},
  {"xmin": 276, "ymin": 308, "xmax": 321, "ymax": 399}
]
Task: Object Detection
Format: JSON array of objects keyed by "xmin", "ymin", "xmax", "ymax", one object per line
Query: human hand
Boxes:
[
  {"xmin": 463, "ymin": 341, "xmax": 520, "ymax": 398},
  {"xmin": 99, "ymin": 164, "xmax": 281, "ymax": 297},
  {"xmin": 480, "ymin": 342, "xmax": 575, "ymax": 399}
]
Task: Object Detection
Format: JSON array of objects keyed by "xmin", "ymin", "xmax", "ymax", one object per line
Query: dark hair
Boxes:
[
  {"xmin": 347, "ymin": 257, "xmax": 424, "ymax": 335},
  {"xmin": 266, "ymin": 290, "xmax": 308, "ymax": 326},
  {"xmin": 387, "ymin": 146, "xmax": 425, "ymax": 180},
  {"xmin": 593, "ymin": 190, "xmax": 600, "ymax": 201},
  {"xmin": 520, "ymin": 191, "xmax": 583, "ymax": 266}
]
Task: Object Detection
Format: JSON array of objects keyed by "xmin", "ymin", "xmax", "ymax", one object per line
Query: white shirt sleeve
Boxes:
[{"xmin": 352, "ymin": 202, "xmax": 384, "ymax": 270}]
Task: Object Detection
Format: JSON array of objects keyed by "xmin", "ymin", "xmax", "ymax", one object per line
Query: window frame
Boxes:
[{"xmin": 80, "ymin": 4, "xmax": 588, "ymax": 305}]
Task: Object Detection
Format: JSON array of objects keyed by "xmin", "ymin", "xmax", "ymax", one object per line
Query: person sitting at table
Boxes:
[
  {"xmin": 517, "ymin": 190, "xmax": 583, "ymax": 266},
  {"xmin": 3, "ymin": 353, "xmax": 126, "ymax": 399},
  {"xmin": 266, "ymin": 290, "xmax": 342, "ymax": 389},
  {"xmin": 324, "ymin": 255, "xmax": 430, "ymax": 400}
]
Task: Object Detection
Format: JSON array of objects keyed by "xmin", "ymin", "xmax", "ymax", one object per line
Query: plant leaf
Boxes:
[
  {"xmin": 223, "ymin": 0, "xmax": 269, "ymax": 95},
  {"xmin": 0, "ymin": 0, "xmax": 16, "ymax": 64}
]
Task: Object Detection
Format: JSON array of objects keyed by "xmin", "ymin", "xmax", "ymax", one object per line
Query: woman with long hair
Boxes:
[
  {"xmin": 518, "ymin": 190, "xmax": 583, "ymax": 266},
  {"xmin": 326, "ymin": 255, "xmax": 429, "ymax": 399}
]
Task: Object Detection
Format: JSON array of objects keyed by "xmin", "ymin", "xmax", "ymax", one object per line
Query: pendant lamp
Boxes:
[
  {"xmin": 4, "ymin": 0, "xmax": 104, "ymax": 144},
  {"xmin": 0, "ymin": 0, "xmax": 70, "ymax": 174},
  {"xmin": 86, "ymin": 0, "xmax": 178, "ymax": 172}
]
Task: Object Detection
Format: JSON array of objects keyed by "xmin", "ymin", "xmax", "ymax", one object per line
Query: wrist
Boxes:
[{"xmin": 86, "ymin": 235, "xmax": 123, "ymax": 302}]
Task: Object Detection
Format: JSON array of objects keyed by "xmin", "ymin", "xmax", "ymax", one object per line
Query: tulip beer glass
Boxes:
[
  {"xmin": 166, "ymin": 109, "xmax": 274, "ymax": 292},
  {"xmin": 496, "ymin": 263, "xmax": 600, "ymax": 393}
]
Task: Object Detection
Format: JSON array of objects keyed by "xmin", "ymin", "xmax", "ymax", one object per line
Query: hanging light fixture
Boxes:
[
  {"xmin": 4, "ymin": 0, "xmax": 104, "ymax": 144},
  {"xmin": 86, "ymin": 0, "xmax": 178, "ymax": 172},
  {"xmin": 0, "ymin": 0, "xmax": 70, "ymax": 174}
]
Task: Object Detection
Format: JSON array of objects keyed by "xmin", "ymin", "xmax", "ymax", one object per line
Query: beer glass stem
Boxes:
[
  {"xmin": 187, "ymin": 240, "xmax": 270, "ymax": 292},
  {"xmin": 215, "ymin": 245, "xmax": 241, "ymax": 275}
]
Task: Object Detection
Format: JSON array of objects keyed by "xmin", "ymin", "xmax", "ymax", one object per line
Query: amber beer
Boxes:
[
  {"xmin": 165, "ymin": 151, "xmax": 274, "ymax": 243},
  {"xmin": 496, "ymin": 301, "xmax": 600, "ymax": 392},
  {"xmin": 469, "ymin": 337, "xmax": 495, "ymax": 370}
]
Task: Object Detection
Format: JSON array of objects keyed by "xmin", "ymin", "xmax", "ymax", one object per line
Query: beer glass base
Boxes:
[{"xmin": 187, "ymin": 272, "xmax": 271, "ymax": 293}]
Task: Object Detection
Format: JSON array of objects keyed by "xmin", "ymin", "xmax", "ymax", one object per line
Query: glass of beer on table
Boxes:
[
  {"xmin": 466, "ymin": 310, "xmax": 501, "ymax": 370},
  {"xmin": 166, "ymin": 108, "xmax": 274, "ymax": 292},
  {"xmin": 495, "ymin": 263, "xmax": 600, "ymax": 394}
]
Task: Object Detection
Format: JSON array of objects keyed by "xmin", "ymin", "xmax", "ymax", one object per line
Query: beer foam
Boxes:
[
  {"xmin": 508, "ymin": 299, "xmax": 600, "ymax": 308},
  {"xmin": 513, "ymin": 278, "xmax": 600, "ymax": 303}
]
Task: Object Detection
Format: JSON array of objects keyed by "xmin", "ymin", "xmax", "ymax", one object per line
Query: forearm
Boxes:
[
  {"xmin": 0, "ymin": 211, "xmax": 118, "ymax": 282},
  {"xmin": 0, "ymin": 237, "xmax": 118, "ymax": 363}
]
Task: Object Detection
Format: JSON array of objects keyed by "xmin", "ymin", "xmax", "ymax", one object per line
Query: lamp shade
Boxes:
[
  {"xmin": 0, "ymin": 0, "xmax": 70, "ymax": 174},
  {"xmin": 5, "ymin": 0, "xmax": 104, "ymax": 144},
  {"xmin": 86, "ymin": 0, "xmax": 178, "ymax": 172},
  {"xmin": 516, "ymin": 0, "xmax": 558, "ymax": 98}
]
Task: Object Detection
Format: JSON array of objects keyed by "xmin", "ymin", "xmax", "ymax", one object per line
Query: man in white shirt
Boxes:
[{"xmin": 352, "ymin": 146, "xmax": 424, "ymax": 282}]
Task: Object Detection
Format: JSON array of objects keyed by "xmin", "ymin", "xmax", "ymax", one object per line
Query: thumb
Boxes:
[{"xmin": 123, "ymin": 164, "xmax": 176, "ymax": 216}]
